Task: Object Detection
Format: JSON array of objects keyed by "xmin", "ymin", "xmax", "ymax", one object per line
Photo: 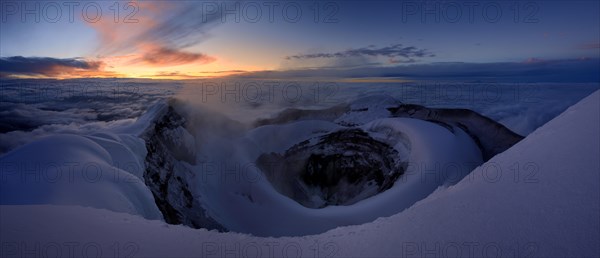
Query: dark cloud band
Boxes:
[
  {"xmin": 0, "ymin": 56, "xmax": 100, "ymax": 74},
  {"xmin": 286, "ymin": 44, "xmax": 435, "ymax": 61}
]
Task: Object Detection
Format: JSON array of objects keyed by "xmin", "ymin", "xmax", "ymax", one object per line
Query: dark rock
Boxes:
[
  {"xmin": 141, "ymin": 105, "xmax": 225, "ymax": 231},
  {"xmin": 257, "ymin": 128, "xmax": 406, "ymax": 209},
  {"xmin": 388, "ymin": 104, "xmax": 524, "ymax": 161}
]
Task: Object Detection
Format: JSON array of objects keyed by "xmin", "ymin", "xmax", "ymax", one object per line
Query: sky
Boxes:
[{"xmin": 0, "ymin": 0, "xmax": 599, "ymax": 81}]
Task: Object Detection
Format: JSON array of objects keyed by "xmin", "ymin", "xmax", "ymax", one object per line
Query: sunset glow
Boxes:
[
  {"xmin": 2, "ymin": 1, "xmax": 598, "ymax": 81},
  {"xmin": 1, "ymin": 1, "xmax": 600, "ymax": 256}
]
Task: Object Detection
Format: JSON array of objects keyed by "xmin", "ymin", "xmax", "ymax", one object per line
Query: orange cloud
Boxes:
[
  {"xmin": 88, "ymin": 1, "xmax": 164, "ymax": 55},
  {"xmin": 129, "ymin": 45, "xmax": 216, "ymax": 67},
  {"xmin": 3, "ymin": 2, "xmax": 225, "ymax": 79},
  {"xmin": 141, "ymin": 69, "xmax": 250, "ymax": 80},
  {"xmin": 87, "ymin": 1, "xmax": 217, "ymax": 70},
  {"xmin": 0, "ymin": 56, "xmax": 123, "ymax": 79}
]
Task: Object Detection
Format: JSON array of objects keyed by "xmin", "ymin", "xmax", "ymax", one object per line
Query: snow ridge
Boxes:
[{"xmin": 1, "ymin": 90, "xmax": 598, "ymax": 257}]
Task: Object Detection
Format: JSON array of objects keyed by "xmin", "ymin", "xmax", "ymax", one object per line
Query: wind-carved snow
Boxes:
[
  {"xmin": 1, "ymin": 90, "xmax": 597, "ymax": 257},
  {"xmin": 164, "ymin": 94, "xmax": 519, "ymax": 236},
  {"xmin": 248, "ymin": 115, "xmax": 482, "ymax": 235},
  {"xmin": 0, "ymin": 133, "xmax": 162, "ymax": 220},
  {"xmin": 0, "ymin": 93, "xmax": 523, "ymax": 237}
]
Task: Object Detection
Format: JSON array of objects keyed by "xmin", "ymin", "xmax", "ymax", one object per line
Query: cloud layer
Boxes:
[
  {"xmin": 0, "ymin": 78, "xmax": 178, "ymax": 153},
  {"xmin": 130, "ymin": 46, "xmax": 216, "ymax": 66},
  {"xmin": 90, "ymin": 1, "xmax": 222, "ymax": 67},
  {"xmin": 286, "ymin": 44, "xmax": 434, "ymax": 62},
  {"xmin": 0, "ymin": 56, "xmax": 119, "ymax": 78},
  {"xmin": 238, "ymin": 58, "xmax": 600, "ymax": 82}
]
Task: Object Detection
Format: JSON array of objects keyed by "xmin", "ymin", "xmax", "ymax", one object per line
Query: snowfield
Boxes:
[
  {"xmin": 1, "ymin": 90, "xmax": 598, "ymax": 257},
  {"xmin": 196, "ymin": 116, "xmax": 482, "ymax": 236},
  {"xmin": 0, "ymin": 133, "xmax": 162, "ymax": 220}
]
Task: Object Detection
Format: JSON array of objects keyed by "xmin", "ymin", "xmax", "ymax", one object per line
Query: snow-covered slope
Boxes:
[
  {"xmin": 0, "ymin": 133, "xmax": 162, "ymax": 220},
  {"xmin": 2, "ymin": 90, "xmax": 598, "ymax": 257},
  {"xmin": 0, "ymin": 101, "xmax": 171, "ymax": 221},
  {"xmin": 205, "ymin": 116, "xmax": 482, "ymax": 236},
  {"xmin": 184, "ymin": 94, "xmax": 519, "ymax": 236}
]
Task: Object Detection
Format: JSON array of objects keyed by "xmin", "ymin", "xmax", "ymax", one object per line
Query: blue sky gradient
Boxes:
[{"xmin": 0, "ymin": 0, "xmax": 598, "ymax": 81}]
